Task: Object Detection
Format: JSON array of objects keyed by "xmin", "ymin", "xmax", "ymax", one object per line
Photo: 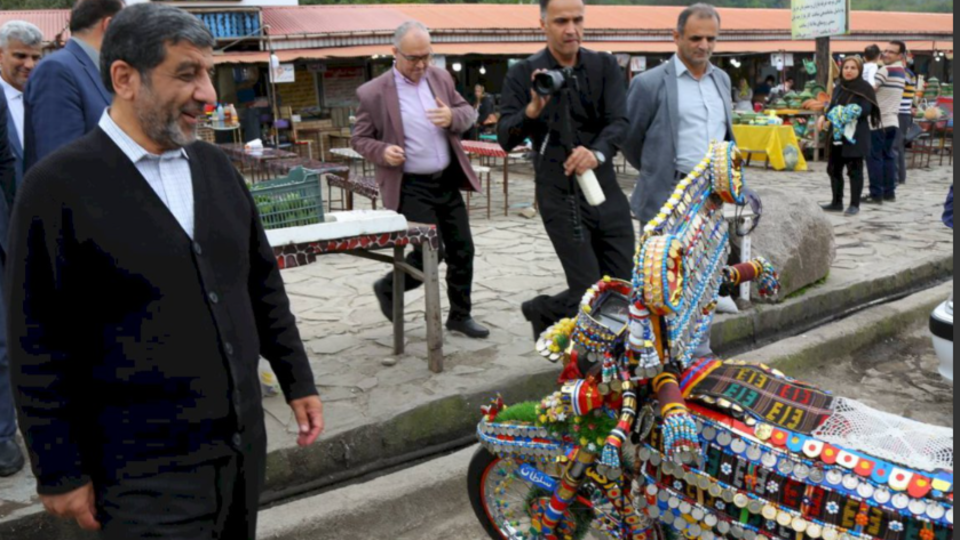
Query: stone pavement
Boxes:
[{"xmin": 0, "ymin": 158, "xmax": 953, "ymax": 525}]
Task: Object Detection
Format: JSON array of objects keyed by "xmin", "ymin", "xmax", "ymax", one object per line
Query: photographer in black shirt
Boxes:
[{"xmin": 499, "ymin": 0, "xmax": 634, "ymax": 340}]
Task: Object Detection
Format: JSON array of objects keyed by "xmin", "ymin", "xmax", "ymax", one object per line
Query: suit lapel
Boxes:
[
  {"xmin": 384, "ymin": 72, "xmax": 405, "ymax": 145},
  {"xmin": 6, "ymin": 107, "xmax": 21, "ymax": 160},
  {"xmin": 186, "ymin": 144, "xmax": 207, "ymax": 242},
  {"xmin": 664, "ymin": 57, "xmax": 680, "ymax": 150},
  {"xmin": 66, "ymin": 40, "xmax": 112, "ymax": 106}
]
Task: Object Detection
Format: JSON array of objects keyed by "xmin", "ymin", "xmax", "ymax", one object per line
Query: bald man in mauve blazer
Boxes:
[{"xmin": 352, "ymin": 21, "xmax": 489, "ymax": 340}]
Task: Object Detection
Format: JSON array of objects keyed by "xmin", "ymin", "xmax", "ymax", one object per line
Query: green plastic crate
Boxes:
[{"xmin": 249, "ymin": 167, "xmax": 325, "ymax": 230}]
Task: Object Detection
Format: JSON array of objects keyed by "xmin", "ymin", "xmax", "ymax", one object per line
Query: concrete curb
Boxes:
[
  {"xmin": 258, "ymin": 447, "xmax": 476, "ymax": 540},
  {"xmin": 747, "ymin": 281, "xmax": 952, "ymax": 374},
  {"xmin": 0, "ymin": 259, "xmax": 952, "ymax": 540},
  {"xmin": 712, "ymin": 254, "xmax": 952, "ymax": 355}
]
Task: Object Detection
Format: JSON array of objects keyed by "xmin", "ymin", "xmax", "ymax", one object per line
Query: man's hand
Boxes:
[
  {"xmin": 816, "ymin": 116, "xmax": 829, "ymax": 132},
  {"xmin": 525, "ymin": 69, "xmax": 552, "ymax": 120},
  {"xmin": 564, "ymin": 146, "xmax": 599, "ymax": 177},
  {"xmin": 41, "ymin": 483, "xmax": 100, "ymax": 531},
  {"xmin": 384, "ymin": 145, "xmax": 406, "ymax": 167},
  {"xmin": 290, "ymin": 395, "xmax": 325, "ymax": 447},
  {"xmin": 427, "ymin": 98, "xmax": 454, "ymax": 129}
]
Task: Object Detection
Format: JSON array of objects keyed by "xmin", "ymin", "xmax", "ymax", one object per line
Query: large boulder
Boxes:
[{"xmin": 731, "ymin": 187, "xmax": 835, "ymax": 302}]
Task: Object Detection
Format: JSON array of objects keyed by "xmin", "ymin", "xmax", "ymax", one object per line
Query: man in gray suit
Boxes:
[{"xmin": 624, "ymin": 3, "xmax": 734, "ymax": 225}]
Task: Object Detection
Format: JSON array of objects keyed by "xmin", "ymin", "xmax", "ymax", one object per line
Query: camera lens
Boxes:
[{"xmin": 533, "ymin": 70, "xmax": 566, "ymax": 97}]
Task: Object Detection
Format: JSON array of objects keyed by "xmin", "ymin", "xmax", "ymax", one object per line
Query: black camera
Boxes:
[{"xmin": 533, "ymin": 67, "xmax": 575, "ymax": 97}]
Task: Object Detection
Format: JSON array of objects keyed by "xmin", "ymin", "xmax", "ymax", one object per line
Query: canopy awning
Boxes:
[{"xmin": 214, "ymin": 39, "xmax": 953, "ymax": 64}]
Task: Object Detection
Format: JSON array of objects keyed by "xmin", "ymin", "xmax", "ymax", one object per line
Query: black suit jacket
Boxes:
[
  {"xmin": 7, "ymin": 128, "xmax": 317, "ymax": 495},
  {"xmin": 0, "ymin": 91, "xmax": 15, "ymax": 250},
  {"xmin": 498, "ymin": 47, "xmax": 628, "ymax": 191}
]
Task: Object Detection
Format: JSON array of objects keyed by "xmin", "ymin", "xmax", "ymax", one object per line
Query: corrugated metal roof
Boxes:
[
  {"xmin": 260, "ymin": 5, "xmax": 953, "ymax": 36},
  {"xmin": 0, "ymin": 10, "xmax": 70, "ymax": 43},
  {"xmin": 213, "ymin": 39, "xmax": 953, "ymax": 64}
]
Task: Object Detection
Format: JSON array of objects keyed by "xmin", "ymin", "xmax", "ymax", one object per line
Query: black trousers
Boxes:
[
  {"xmin": 96, "ymin": 439, "xmax": 265, "ymax": 540},
  {"xmin": 828, "ymin": 147, "xmax": 865, "ymax": 208},
  {"xmin": 379, "ymin": 170, "xmax": 475, "ymax": 320},
  {"xmin": 528, "ymin": 180, "xmax": 635, "ymax": 326}
]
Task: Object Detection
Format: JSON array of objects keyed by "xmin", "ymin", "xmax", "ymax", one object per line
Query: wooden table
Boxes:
[
  {"xmin": 731, "ymin": 125, "xmax": 809, "ymax": 172},
  {"xmin": 461, "ymin": 140, "xmax": 529, "ymax": 216},
  {"xmin": 767, "ymin": 110, "xmax": 824, "ymax": 162},
  {"xmin": 272, "ymin": 225, "xmax": 445, "ymax": 372},
  {"xmin": 219, "ymin": 144, "xmax": 300, "ymax": 181},
  {"xmin": 263, "ymin": 158, "xmax": 349, "ymax": 178},
  {"xmin": 203, "ymin": 122, "xmax": 242, "ymax": 144}
]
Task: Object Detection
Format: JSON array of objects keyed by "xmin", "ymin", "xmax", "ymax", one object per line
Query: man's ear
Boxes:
[{"xmin": 110, "ymin": 60, "xmax": 139, "ymax": 101}]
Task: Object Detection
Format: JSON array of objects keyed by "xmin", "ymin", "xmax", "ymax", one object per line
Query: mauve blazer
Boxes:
[{"xmin": 351, "ymin": 66, "xmax": 479, "ymax": 211}]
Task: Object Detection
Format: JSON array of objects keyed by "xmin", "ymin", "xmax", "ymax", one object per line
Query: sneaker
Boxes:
[
  {"xmin": 862, "ymin": 196, "xmax": 884, "ymax": 205},
  {"xmin": 884, "ymin": 195, "xmax": 897, "ymax": 202},
  {"xmin": 844, "ymin": 206, "xmax": 861, "ymax": 217}
]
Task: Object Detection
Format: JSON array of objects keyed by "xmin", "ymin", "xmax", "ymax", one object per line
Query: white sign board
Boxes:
[
  {"xmin": 630, "ymin": 56, "xmax": 647, "ymax": 73},
  {"xmin": 771, "ymin": 53, "xmax": 796, "ymax": 70},
  {"xmin": 791, "ymin": 0, "xmax": 850, "ymax": 40},
  {"xmin": 270, "ymin": 63, "xmax": 296, "ymax": 84}
]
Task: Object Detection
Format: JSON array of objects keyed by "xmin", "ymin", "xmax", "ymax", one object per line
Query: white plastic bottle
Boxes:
[{"xmin": 577, "ymin": 169, "xmax": 606, "ymax": 206}]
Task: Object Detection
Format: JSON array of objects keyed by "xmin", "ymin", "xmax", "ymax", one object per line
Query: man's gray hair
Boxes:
[
  {"xmin": 393, "ymin": 21, "xmax": 430, "ymax": 49},
  {"xmin": 100, "ymin": 3, "xmax": 214, "ymax": 93},
  {"xmin": 0, "ymin": 21, "xmax": 44, "ymax": 49},
  {"xmin": 677, "ymin": 3, "xmax": 721, "ymax": 35}
]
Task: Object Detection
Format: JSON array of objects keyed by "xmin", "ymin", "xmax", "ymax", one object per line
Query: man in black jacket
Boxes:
[
  {"xmin": 7, "ymin": 5, "xmax": 323, "ymax": 538},
  {"xmin": 499, "ymin": 0, "xmax": 634, "ymax": 340},
  {"xmin": 0, "ymin": 86, "xmax": 23, "ymax": 478}
]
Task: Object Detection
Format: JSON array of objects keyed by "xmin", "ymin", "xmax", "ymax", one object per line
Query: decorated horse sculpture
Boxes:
[{"xmin": 466, "ymin": 142, "xmax": 954, "ymax": 540}]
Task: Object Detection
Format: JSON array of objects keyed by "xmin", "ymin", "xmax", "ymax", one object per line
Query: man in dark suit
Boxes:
[
  {"xmin": 0, "ymin": 86, "xmax": 22, "ymax": 479},
  {"xmin": 23, "ymin": 0, "xmax": 123, "ymax": 172},
  {"xmin": 498, "ymin": 0, "xmax": 634, "ymax": 339},
  {"xmin": 0, "ymin": 20, "xmax": 43, "ymax": 190},
  {"xmin": 8, "ymin": 5, "xmax": 323, "ymax": 538},
  {"xmin": 352, "ymin": 21, "xmax": 489, "ymax": 340}
]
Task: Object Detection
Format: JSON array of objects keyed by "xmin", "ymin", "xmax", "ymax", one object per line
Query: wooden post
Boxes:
[
  {"xmin": 422, "ymin": 243, "xmax": 444, "ymax": 373},
  {"xmin": 816, "ymin": 37, "xmax": 831, "ymax": 91},
  {"xmin": 816, "ymin": 36, "xmax": 832, "ymax": 162}
]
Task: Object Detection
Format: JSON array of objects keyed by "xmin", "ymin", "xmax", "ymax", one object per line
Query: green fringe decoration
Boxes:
[{"xmin": 491, "ymin": 401, "xmax": 620, "ymax": 450}]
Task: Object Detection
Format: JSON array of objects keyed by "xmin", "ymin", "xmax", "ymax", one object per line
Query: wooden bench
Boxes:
[{"xmin": 327, "ymin": 174, "xmax": 380, "ymax": 211}]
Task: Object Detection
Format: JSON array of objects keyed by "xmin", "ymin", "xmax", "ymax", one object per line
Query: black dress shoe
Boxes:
[
  {"xmin": 0, "ymin": 439, "xmax": 25, "ymax": 477},
  {"xmin": 820, "ymin": 203, "xmax": 844, "ymax": 212},
  {"xmin": 446, "ymin": 318, "xmax": 490, "ymax": 339},
  {"xmin": 862, "ymin": 196, "xmax": 884, "ymax": 205},
  {"xmin": 373, "ymin": 280, "xmax": 393, "ymax": 323},
  {"xmin": 522, "ymin": 297, "xmax": 551, "ymax": 341},
  {"xmin": 884, "ymin": 195, "xmax": 897, "ymax": 202}
]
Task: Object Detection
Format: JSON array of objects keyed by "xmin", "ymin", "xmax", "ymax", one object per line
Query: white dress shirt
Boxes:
[
  {"xmin": 675, "ymin": 56, "xmax": 728, "ymax": 176},
  {"xmin": 99, "ymin": 111, "xmax": 195, "ymax": 239},
  {"xmin": 0, "ymin": 75, "xmax": 25, "ymax": 148}
]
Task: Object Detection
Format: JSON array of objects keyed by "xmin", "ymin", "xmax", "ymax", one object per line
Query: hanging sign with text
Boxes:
[{"xmin": 791, "ymin": 0, "xmax": 850, "ymax": 40}]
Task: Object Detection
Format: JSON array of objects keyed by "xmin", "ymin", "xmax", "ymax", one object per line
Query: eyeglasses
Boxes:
[{"xmin": 397, "ymin": 51, "xmax": 433, "ymax": 66}]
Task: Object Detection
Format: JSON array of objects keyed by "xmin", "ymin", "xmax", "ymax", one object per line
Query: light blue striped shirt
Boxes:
[{"xmin": 99, "ymin": 111, "xmax": 195, "ymax": 239}]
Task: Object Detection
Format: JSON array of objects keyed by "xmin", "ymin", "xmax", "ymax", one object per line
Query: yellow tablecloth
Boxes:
[{"xmin": 732, "ymin": 125, "xmax": 808, "ymax": 172}]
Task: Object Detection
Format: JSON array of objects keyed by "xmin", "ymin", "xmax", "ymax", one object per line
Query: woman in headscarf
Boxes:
[
  {"xmin": 817, "ymin": 56, "xmax": 881, "ymax": 216},
  {"xmin": 734, "ymin": 78, "xmax": 754, "ymax": 113}
]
